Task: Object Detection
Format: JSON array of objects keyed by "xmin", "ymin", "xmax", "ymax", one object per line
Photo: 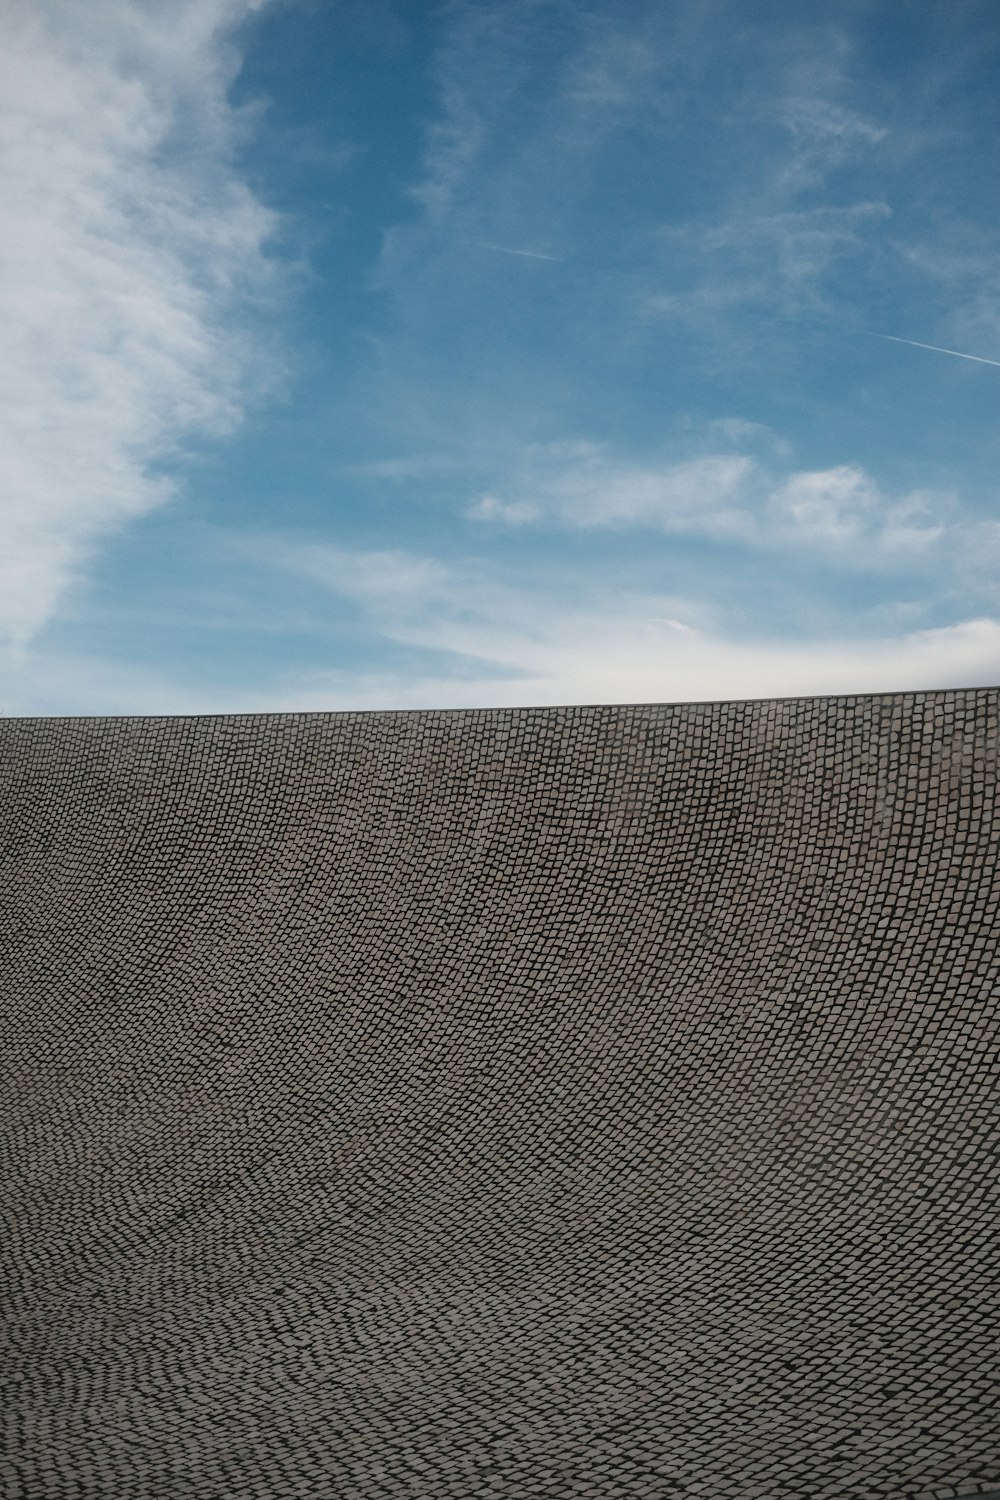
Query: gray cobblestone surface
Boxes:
[{"xmin": 1, "ymin": 691, "xmax": 997, "ymax": 1499}]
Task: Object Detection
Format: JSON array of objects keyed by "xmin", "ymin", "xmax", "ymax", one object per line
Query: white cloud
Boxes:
[
  {"xmin": 464, "ymin": 441, "xmax": 955, "ymax": 565},
  {"xmin": 705, "ymin": 417, "xmax": 791, "ymax": 455},
  {"xmin": 469, "ymin": 442, "xmax": 756, "ymax": 538},
  {"xmin": 775, "ymin": 95, "xmax": 887, "ymax": 193},
  {"xmin": 0, "ymin": 0, "xmax": 277, "ymax": 650},
  {"xmin": 466, "ymin": 495, "xmax": 539, "ymax": 526},
  {"xmin": 768, "ymin": 464, "xmax": 878, "ymax": 547},
  {"xmin": 247, "ymin": 607, "xmax": 1000, "ymax": 710},
  {"xmin": 7, "ymin": 530, "xmax": 998, "ymax": 716},
  {"xmin": 441, "ymin": 612, "xmax": 1000, "ymax": 708},
  {"xmin": 0, "ymin": 646, "xmax": 234, "ymax": 719},
  {"xmin": 765, "ymin": 466, "xmax": 951, "ymax": 560},
  {"xmin": 229, "ymin": 539, "xmax": 1000, "ymax": 709},
  {"xmin": 269, "ymin": 542, "xmax": 450, "ymax": 606}
]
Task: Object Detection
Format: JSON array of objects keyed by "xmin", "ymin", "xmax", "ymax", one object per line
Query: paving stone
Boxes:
[{"xmin": 0, "ymin": 692, "xmax": 997, "ymax": 1498}]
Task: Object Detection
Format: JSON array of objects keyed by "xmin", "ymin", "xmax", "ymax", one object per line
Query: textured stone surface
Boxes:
[{"xmin": 1, "ymin": 691, "xmax": 998, "ymax": 1499}]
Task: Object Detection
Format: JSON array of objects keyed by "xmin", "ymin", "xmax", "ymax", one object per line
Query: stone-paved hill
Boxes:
[{"xmin": 1, "ymin": 692, "xmax": 998, "ymax": 1500}]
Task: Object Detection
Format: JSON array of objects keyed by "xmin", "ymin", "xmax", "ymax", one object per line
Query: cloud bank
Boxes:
[{"xmin": 0, "ymin": 0, "xmax": 275, "ymax": 649}]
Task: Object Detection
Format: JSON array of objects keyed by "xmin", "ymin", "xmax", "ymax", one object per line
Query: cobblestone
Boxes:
[{"xmin": 0, "ymin": 692, "xmax": 997, "ymax": 1497}]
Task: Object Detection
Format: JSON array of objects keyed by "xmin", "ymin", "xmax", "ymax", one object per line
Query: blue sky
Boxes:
[{"xmin": 3, "ymin": 0, "xmax": 1000, "ymax": 714}]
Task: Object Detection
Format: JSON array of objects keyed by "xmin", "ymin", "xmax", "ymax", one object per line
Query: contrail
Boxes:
[
  {"xmin": 870, "ymin": 331, "xmax": 1000, "ymax": 369},
  {"xmin": 468, "ymin": 240, "xmax": 561, "ymax": 261}
]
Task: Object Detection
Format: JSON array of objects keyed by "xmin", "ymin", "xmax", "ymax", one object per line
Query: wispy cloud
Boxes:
[
  {"xmin": 467, "ymin": 443, "xmax": 755, "ymax": 538},
  {"xmin": 642, "ymin": 37, "xmax": 899, "ymax": 340},
  {"xmin": 264, "ymin": 541, "xmax": 450, "ymax": 606},
  {"xmin": 7, "ymin": 496, "xmax": 998, "ymax": 716},
  {"xmin": 895, "ymin": 218, "xmax": 1000, "ymax": 357},
  {"xmin": 649, "ymin": 199, "xmax": 892, "ymax": 330},
  {"xmin": 773, "ymin": 93, "xmax": 887, "ymax": 193},
  {"xmin": 232, "ymin": 537, "xmax": 1000, "ymax": 710},
  {"xmin": 0, "ymin": 0, "xmax": 277, "ymax": 651},
  {"xmin": 374, "ymin": 2, "xmax": 676, "ymax": 312}
]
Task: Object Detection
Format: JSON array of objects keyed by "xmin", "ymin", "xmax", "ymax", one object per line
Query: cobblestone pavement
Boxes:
[{"xmin": 1, "ymin": 691, "xmax": 997, "ymax": 1499}]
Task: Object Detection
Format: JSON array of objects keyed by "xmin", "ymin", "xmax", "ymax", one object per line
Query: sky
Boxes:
[{"xmin": 2, "ymin": 0, "xmax": 1000, "ymax": 715}]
